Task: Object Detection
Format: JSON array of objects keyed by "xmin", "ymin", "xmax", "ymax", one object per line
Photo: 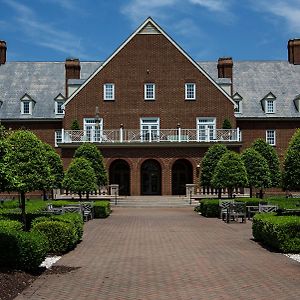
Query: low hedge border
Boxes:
[
  {"xmin": 252, "ymin": 213, "xmax": 300, "ymax": 253},
  {"xmin": 93, "ymin": 201, "xmax": 111, "ymax": 218}
]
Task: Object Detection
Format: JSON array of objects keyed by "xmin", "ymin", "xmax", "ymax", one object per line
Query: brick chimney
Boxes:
[
  {"xmin": 0, "ymin": 40, "xmax": 7, "ymax": 65},
  {"xmin": 217, "ymin": 57, "xmax": 233, "ymax": 79},
  {"xmin": 65, "ymin": 58, "xmax": 81, "ymax": 97},
  {"xmin": 288, "ymin": 39, "xmax": 300, "ymax": 65}
]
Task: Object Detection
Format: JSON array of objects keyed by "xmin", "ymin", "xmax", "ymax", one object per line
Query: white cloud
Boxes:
[
  {"xmin": 252, "ymin": 0, "xmax": 300, "ymax": 32},
  {"xmin": 2, "ymin": 0, "xmax": 87, "ymax": 58},
  {"xmin": 189, "ymin": 0, "xmax": 230, "ymax": 12}
]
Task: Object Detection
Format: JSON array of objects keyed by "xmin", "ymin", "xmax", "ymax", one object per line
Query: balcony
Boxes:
[{"xmin": 56, "ymin": 128, "xmax": 241, "ymax": 146}]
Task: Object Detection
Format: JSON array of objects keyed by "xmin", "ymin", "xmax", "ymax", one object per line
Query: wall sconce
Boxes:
[{"xmin": 196, "ymin": 163, "xmax": 201, "ymax": 177}]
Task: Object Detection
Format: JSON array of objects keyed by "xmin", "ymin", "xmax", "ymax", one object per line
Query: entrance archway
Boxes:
[
  {"xmin": 141, "ymin": 159, "xmax": 162, "ymax": 195},
  {"xmin": 172, "ymin": 159, "xmax": 193, "ymax": 195},
  {"xmin": 109, "ymin": 159, "xmax": 130, "ymax": 196}
]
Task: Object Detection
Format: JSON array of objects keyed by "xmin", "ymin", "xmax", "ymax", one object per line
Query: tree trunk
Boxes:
[
  {"xmin": 259, "ymin": 189, "xmax": 264, "ymax": 199},
  {"xmin": 43, "ymin": 190, "xmax": 47, "ymax": 201},
  {"xmin": 86, "ymin": 191, "xmax": 89, "ymax": 200},
  {"xmin": 20, "ymin": 191, "xmax": 26, "ymax": 230},
  {"xmin": 79, "ymin": 191, "xmax": 82, "ymax": 200},
  {"xmin": 228, "ymin": 187, "xmax": 233, "ymax": 199},
  {"xmin": 218, "ymin": 188, "xmax": 222, "ymax": 199},
  {"xmin": 250, "ymin": 187, "xmax": 253, "ymax": 198}
]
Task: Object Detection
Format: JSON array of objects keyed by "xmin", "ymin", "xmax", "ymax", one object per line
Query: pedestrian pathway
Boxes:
[{"xmin": 16, "ymin": 208, "xmax": 300, "ymax": 300}]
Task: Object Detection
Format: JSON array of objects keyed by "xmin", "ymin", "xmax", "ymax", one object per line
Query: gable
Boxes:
[{"xmin": 64, "ymin": 18, "xmax": 235, "ymax": 108}]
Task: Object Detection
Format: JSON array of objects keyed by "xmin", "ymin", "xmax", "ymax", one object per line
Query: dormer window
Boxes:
[
  {"xmin": 54, "ymin": 94, "xmax": 66, "ymax": 115},
  {"xmin": 261, "ymin": 92, "xmax": 276, "ymax": 114},
  {"xmin": 0, "ymin": 100, "xmax": 3, "ymax": 108},
  {"xmin": 232, "ymin": 92, "xmax": 243, "ymax": 113},
  {"xmin": 20, "ymin": 94, "xmax": 35, "ymax": 115},
  {"xmin": 293, "ymin": 95, "xmax": 300, "ymax": 112}
]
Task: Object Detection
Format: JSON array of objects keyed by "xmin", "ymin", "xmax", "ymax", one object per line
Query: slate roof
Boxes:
[
  {"xmin": 0, "ymin": 60, "xmax": 300, "ymax": 120},
  {"xmin": 198, "ymin": 61, "xmax": 300, "ymax": 119},
  {"xmin": 0, "ymin": 62, "xmax": 101, "ymax": 120}
]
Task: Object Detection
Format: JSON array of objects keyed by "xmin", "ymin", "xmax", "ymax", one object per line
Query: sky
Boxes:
[{"xmin": 0, "ymin": 0, "xmax": 300, "ymax": 62}]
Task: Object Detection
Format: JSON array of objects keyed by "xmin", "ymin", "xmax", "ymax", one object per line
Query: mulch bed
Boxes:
[{"xmin": 0, "ymin": 266, "xmax": 79, "ymax": 300}]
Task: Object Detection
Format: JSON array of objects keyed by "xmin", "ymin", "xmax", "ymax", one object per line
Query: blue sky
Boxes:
[{"xmin": 0, "ymin": 0, "xmax": 300, "ymax": 62}]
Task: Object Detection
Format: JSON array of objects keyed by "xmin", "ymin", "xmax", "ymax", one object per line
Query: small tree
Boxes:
[
  {"xmin": 252, "ymin": 139, "xmax": 281, "ymax": 188},
  {"xmin": 211, "ymin": 151, "xmax": 248, "ymax": 198},
  {"xmin": 4, "ymin": 131, "xmax": 51, "ymax": 228},
  {"xmin": 200, "ymin": 144, "xmax": 227, "ymax": 197},
  {"xmin": 42, "ymin": 143, "xmax": 64, "ymax": 200},
  {"xmin": 222, "ymin": 118, "xmax": 232, "ymax": 129},
  {"xmin": 241, "ymin": 148, "xmax": 271, "ymax": 198},
  {"xmin": 283, "ymin": 129, "xmax": 300, "ymax": 191},
  {"xmin": 71, "ymin": 120, "xmax": 80, "ymax": 130},
  {"xmin": 74, "ymin": 143, "xmax": 108, "ymax": 187},
  {"xmin": 62, "ymin": 157, "xmax": 97, "ymax": 200},
  {"xmin": 0, "ymin": 139, "xmax": 10, "ymax": 193}
]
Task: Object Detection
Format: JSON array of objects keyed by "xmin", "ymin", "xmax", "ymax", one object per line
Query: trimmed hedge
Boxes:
[
  {"xmin": 0, "ymin": 223, "xmax": 49, "ymax": 270},
  {"xmin": 93, "ymin": 201, "xmax": 111, "ymax": 218},
  {"xmin": 0, "ymin": 219, "xmax": 23, "ymax": 231},
  {"xmin": 31, "ymin": 220, "xmax": 76, "ymax": 254},
  {"xmin": 252, "ymin": 213, "xmax": 300, "ymax": 253}
]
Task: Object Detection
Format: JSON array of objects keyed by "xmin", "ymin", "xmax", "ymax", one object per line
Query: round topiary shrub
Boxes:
[{"xmin": 31, "ymin": 220, "xmax": 77, "ymax": 254}]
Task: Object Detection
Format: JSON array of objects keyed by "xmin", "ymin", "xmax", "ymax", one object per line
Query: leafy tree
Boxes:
[
  {"xmin": 71, "ymin": 120, "xmax": 80, "ymax": 130},
  {"xmin": 4, "ymin": 130, "xmax": 51, "ymax": 228},
  {"xmin": 42, "ymin": 143, "xmax": 64, "ymax": 200},
  {"xmin": 252, "ymin": 139, "xmax": 281, "ymax": 187},
  {"xmin": 74, "ymin": 143, "xmax": 108, "ymax": 187},
  {"xmin": 0, "ymin": 139, "xmax": 10, "ymax": 193},
  {"xmin": 283, "ymin": 129, "xmax": 300, "ymax": 190},
  {"xmin": 200, "ymin": 144, "xmax": 227, "ymax": 196},
  {"xmin": 241, "ymin": 148, "xmax": 271, "ymax": 198},
  {"xmin": 62, "ymin": 157, "xmax": 97, "ymax": 200},
  {"xmin": 222, "ymin": 118, "xmax": 232, "ymax": 129},
  {"xmin": 211, "ymin": 151, "xmax": 248, "ymax": 198}
]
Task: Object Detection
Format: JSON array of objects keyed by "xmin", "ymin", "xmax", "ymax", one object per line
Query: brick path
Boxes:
[{"xmin": 16, "ymin": 208, "xmax": 300, "ymax": 300}]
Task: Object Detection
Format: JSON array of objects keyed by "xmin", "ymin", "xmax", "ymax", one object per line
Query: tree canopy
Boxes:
[
  {"xmin": 200, "ymin": 144, "xmax": 228, "ymax": 187},
  {"xmin": 252, "ymin": 138, "xmax": 281, "ymax": 187},
  {"xmin": 74, "ymin": 143, "xmax": 108, "ymax": 186},
  {"xmin": 211, "ymin": 151, "xmax": 248, "ymax": 197},
  {"xmin": 62, "ymin": 157, "xmax": 97, "ymax": 199},
  {"xmin": 241, "ymin": 148, "xmax": 271, "ymax": 197},
  {"xmin": 283, "ymin": 129, "xmax": 300, "ymax": 190}
]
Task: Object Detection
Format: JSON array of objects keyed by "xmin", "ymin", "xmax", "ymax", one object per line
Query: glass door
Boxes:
[
  {"xmin": 84, "ymin": 118, "xmax": 103, "ymax": 142},
  {"xmin": 197, "ymin": 118, "xmax": 216, "ymax": 142},
  {"xmin": 140, "ymin": 118, "xmax": 160, "ymax": 142}
]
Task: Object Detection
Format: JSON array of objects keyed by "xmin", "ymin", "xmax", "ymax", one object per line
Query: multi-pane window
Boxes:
[
  {"xmin": 104, "ymin": 83, "xmax": 115, "ymax": 100},
  {"xmin": 140, "ymin": 118, "xmax": 159, "ymax": 142},
  {"xmin": 197, "ymin": 118, "xmax": 216, "ymax": 141},
  {"xmin": 56, "ymin": 101, "xmax": 64, "ymax": 114},
  {"xmin": 266, "ymin": 100, "xmax": 275, "ymax": 113},
  {"xmin": 185, "ymin": 83, "xmax": 196, "ymax": 100},
  {"xmin": 234, "ymin": 101, "xmax": 242, "ymax": 113},
  {"xmin": 144, "ymin": 83, "xmax": 155, "ymax": 100},
  {"xmin": 266, "ymin": 130, "xmax": 276, "ymax": 146},
  {"xmin": 22, "ymin": 101, "xmax": 31, "ymax": 114},
  {"xmin": 55, "ymin": 130, "xmax": 62, "ymax": 147}
]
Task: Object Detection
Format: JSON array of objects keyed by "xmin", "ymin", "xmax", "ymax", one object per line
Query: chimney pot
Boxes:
[
  {"xmin": 217, "ymin": 57, "xmax": 233, "ymax": 79},
  {"xmin": 0, "ymin": 40, "xmax": 7, "ymax": 65},
  {"xmin": 288, "ymin": 38, "xmax": 300, "ymax": 65}
]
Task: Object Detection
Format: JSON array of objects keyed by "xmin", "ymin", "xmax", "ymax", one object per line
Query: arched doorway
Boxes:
[
  {"xmin": 141, "ymin": 159, "xmax": 162, "ymax": 195},
  {"xmin": 109, "ymin": 160, "xmax": 130, "ymax": 196},
  {"xmin": 172, "ymin": 159, "xmax": 193, "ymax": 195}
]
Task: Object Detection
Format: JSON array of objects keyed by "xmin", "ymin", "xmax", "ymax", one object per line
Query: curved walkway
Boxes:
[{"xmin": 16, "ymin": 208, "xmax": 300, "ymax": 300}]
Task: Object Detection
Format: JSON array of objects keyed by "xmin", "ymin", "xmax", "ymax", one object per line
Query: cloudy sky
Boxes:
[{"xmin": 0, "ymin": 0, "xmax": 299, "ymax": 62}]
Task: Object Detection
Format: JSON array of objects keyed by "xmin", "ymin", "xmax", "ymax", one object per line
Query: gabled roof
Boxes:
[{"xmin": 64, "ymin": 17, "xmax": 236, "ymax": 107}]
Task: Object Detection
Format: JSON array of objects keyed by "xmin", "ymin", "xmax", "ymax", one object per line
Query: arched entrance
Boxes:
[
  {"xmin": 109, "ymin": 160, "xmax": 130, "ymax": 196},
  {"xmin": 141, "ymin": 159, "xmax": 162, "ymax": 195},
  {"xmin": 172, "ymin": 159, "xmax": 193, "ymax": 195}
]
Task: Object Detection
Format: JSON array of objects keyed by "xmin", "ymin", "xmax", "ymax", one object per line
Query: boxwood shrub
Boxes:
[
  {"xmin": 93, "ymin": 201, "xmax": 111, "ymax": 218},
  {"xmin": 0, "ymin": 226, "xmax": 49, "ymax": 270},
  {"xmin": 252, "ymin": 213, "xmax": 300, "ymax": 253},
  {"xmin": 31, "ymin": 220, "xmax": 77, "ymax": 254},
  {"xmin": 0, "ymin": 219, "xmax": 23, "ymax": 232}
]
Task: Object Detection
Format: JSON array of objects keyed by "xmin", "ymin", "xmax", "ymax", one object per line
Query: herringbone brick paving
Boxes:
[{"xmin": 15, "ymin": 208, "xmax": 300, "ymax": 300}]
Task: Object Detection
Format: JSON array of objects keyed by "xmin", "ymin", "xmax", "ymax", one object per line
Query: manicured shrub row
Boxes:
[
  {"xmin": 0, "ymin": 220, "xmax": 49, "ymax": 271},
  {"xmin": 198, "ymin": 198, "xmax": 268, "ymax": 218},
  {"xmin": 252, "ymin": 213, "xmax": 300, "ymax": 253},
  {"xmin": 93, "ymin": 201, "xmax": 111, "ymax": 218},
  {"xmin": 31, "ymin": 213, "xmax": 84, "ymax": 255}
]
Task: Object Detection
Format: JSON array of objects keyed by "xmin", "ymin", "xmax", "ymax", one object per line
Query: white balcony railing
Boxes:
[{"xmin": 56, "ymin": 128, "xmax": 241, "ymax": 145}]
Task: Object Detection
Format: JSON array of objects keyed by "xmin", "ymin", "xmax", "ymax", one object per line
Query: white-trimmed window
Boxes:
[
  {"xmin": 144, "ymin": 83, "xmax": 155, "ymax": 100},
  {"xmin": 55, "ymin": 130, "xmax": 62, "ymax": 147},
  {"xmin": 197, "ymin": 117, "xmax": 216, "ymax": 141},
  {"xmin": 266, "ymin": 130, "xmax": 276, "ymax": 146},
  {"xmin": 266, "ymin": 100, "xmax": 275, "ymax": 113},
  {"xmin": 104, "ymin": 83, "xmax": 115, "ymax": 100},
  {"xmin": 84, "ymin": 118, "xmax": 103, "ymax": 142},
  {"xmin": 234, "ymin": 101, "xmax": 242, "ymax": 113},
  {"xmin": 55, "ymin": 101, "xmax": 64, "ymax": 114},
  {"xmin": 21, "ymin": 100, "xmax": 32, "ymax": 114},
  {"xmin": 185, "ymin": 83, "xmax": 196, "ymax": 100}
]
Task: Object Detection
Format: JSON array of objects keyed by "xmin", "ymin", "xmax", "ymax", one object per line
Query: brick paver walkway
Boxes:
[{"xmin": 16, "ymin": 208, "xmax": 300, "ymax": 300}]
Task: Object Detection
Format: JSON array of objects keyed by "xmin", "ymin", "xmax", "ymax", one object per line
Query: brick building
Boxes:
[{"xmin": 0, "ymin": 18, "xmax": 300, "ymax": 196}]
